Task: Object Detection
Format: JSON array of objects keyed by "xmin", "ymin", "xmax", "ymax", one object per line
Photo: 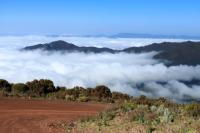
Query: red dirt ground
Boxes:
[{"xmin": 0, "ymin": 98, "xmax": 110, "ymax": 133}]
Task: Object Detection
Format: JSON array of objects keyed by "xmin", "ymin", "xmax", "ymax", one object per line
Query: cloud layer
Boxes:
[
  {"xmin": 0, "ymin": 35, "xmax": 200, "ymax": 102},
  {"xmin": 0, "ymin": 35, "xmax": 198, "ymax": 49}
]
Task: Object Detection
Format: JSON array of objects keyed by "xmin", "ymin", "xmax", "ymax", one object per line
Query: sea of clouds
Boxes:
[{"xmin": 0, "ymin": 35, "xmax": 200, "ymax": 102}]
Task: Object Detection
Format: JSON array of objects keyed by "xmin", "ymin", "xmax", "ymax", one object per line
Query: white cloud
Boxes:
[
  {"xmin": 143, "ymin": 81, "xmax": 200, "ymax": 102},
  {"xmin": 0, "ymin": 35, "xmax": 198, "ymax": 49},
  {"xmin": 0, "ymin": 35, "xmax": 200, "ymax": 101}
]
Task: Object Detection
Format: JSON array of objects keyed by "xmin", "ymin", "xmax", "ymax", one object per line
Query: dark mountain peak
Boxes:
[
  {"xmin": 50, "ymin": 40, "xmax": 67, "ymax": 44},
  {"xmin": 22, "ymin": 40, "xmax": 114, "ymax": 53},
  {"xmin": 47, "ymin": 40, "xmax": 75, "ymax": 47},
  {"xmin": 23, "ymin": 40, "xmax": 78, "ymax": 51}
]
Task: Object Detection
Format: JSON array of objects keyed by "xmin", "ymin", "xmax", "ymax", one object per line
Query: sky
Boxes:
[{"xmin": 0, "ymin": 0, "xmax": 200, "ymax": 35}]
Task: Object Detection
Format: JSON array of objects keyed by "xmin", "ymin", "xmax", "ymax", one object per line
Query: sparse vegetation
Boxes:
[
  {"xmin": 62, "ymin": 98, "xmax": 200, "ymax": 133},
  {"xmin": 184, "ymin": 103, "xmax": 200, "ymax": 118},
  {"xmin": 0, "ymin": 79, "xmax": 199, "ymax": 132}
]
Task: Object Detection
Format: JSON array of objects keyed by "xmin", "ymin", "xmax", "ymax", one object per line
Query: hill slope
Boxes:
[{"xmin": 123, "ymin": 41, "xmax": 200, "ymax": 65}]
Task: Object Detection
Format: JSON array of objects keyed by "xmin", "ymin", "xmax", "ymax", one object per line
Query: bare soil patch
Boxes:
[{"xmin": 0, "ymin": 98, "xmax": 109, "ymax": 133}]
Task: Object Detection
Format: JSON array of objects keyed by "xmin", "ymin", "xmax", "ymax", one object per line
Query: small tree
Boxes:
[
  {"xmin": 0, "ymin": 79, "xmax": 11, "ymax": 92},
  {"xmin": 112, "ymin": 91, "xmax": 130, "ymax": 101},
  {"xmin": 66, "ymin": 86, "xmax": 87, "ymax": 99},
  {"xmin": 26, "ymin": 79, "xmax": 55, "ymax": 97},
  {"xmin": 92, "ymin": 85, "xmax": 112, "ymax": 101},
  {"xmin": 12, "ymin": 83, "xmax": 29, "ymax": 95}
]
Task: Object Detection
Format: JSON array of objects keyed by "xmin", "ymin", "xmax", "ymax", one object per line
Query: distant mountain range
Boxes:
[
  {"xmin": 22, "ymin": 40, "xmax": 200, "ymax": 66},
  {"xmin": 108, "ymin": 33, "xmax": 200, "ymax": 40},
  {"xmin": 47, "ymin": 33, "xmax": 200, "ymax": 40}
]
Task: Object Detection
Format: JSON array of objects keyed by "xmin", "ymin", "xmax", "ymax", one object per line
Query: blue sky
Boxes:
[{"xmin": 0, "ymin": 0, "xmax": 200, "ymax": 35}]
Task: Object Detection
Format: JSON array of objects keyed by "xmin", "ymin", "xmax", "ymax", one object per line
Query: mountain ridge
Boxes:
[
  {"xmin": 22, "ymin": 40, "xmax": 200, "ymax": 66},
  {"xmin": 23, "ymin": 40, "xmax": 116, "ymax": 53}
]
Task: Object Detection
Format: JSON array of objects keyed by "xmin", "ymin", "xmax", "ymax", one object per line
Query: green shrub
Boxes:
[
  {"xmin": 159, "ymin": 108, "xmax": 174, "ymax": 123},
  {"xmin": 185, "ymin": 103, "xmax": 200, "ymax": 117},
  {"xmin": 128, "ymin": 104, "xmax": 174, "ymax": 124},
  {"xmin": 26, "ymin": 79, "xmax": 55, "ymax": 96},
  {"xmin": 130, "ymin": 108, "xmax": 145, "ymax": 123},
  {"xmin": 47, "ymin": 89, "xmax": 67, "ymax": 100},
  {"xmin": 97, "ymin": 108, "xmax": 117, "ymax": 126},
  {"xmin": 65, "ymin": 94, "xmax": 76, "ymax": 101},
  {"xmin": 12, "ymin": 83, "xmax": 29, "ymax": 95},
  {"xmin": 135, "ymin": 95, "xmax": 153, "ymax": 105},
  {"xmin": 77, "ymin": 95, "xmax": 89, "ymax": 102},
  {"xmin": 145, "ymin": 112, "xmax": 159, "ymax": 124},
  {"xmin": 112, "ymin": 91, "xmax": 130, "ymax": 101},
  {"xmin": 92, "ymin": 85, "xmax": 112, "ymax": 101},
  {"xmin": 66, "ymin": 86, "xmax": 88, "ymax": 99},
  {"xmin": 156, "ymin": 105, "xmax": 174, "ymax": 123},
  {"xmin": 121, "ymin": 102, "xmax": 136, "ymax": 112},
  {"xmin": 0, "ymin": 79, "xmax": 11, "ymax": 92}
]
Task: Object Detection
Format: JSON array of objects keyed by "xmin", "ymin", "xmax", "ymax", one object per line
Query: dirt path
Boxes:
[{"xmin": 0, "ymin": 98, "xmax": 109, "ymax": 133}]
